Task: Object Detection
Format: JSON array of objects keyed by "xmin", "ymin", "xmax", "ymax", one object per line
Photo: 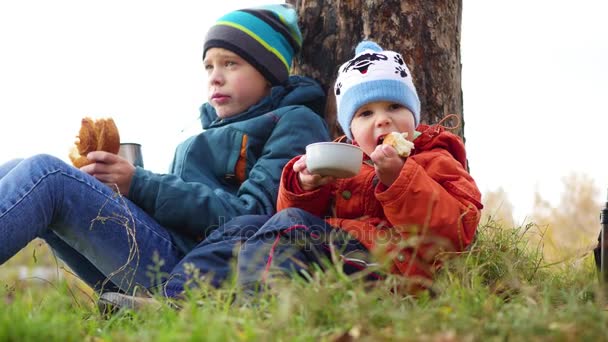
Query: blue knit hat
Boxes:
[
  {"xmin": 203, "ymin": 4, "xmax": 302, "ymax": 86},
  {"xmin": 335, "ymin": 41, "xmax": 421, "ymax": 141}
]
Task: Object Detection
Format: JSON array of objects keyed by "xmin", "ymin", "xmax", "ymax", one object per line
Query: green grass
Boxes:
[{"xmin": 1, "ymin": 220, "xmax": 607, "ymax": 341}]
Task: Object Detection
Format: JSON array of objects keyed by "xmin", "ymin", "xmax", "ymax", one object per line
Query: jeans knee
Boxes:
[
  {"xmin": 10, "ymin": 154, "xmax": 76, "ymax": 193},
  {"xmin": 247, "ymin": 208, "xmax": 313, "ymax": 242},
  {"xmin": 28, "ymin": 154, "xmax": 67, "ymax": 169},
  {"xmin": 280, "ymin": 207, "xmax": 307, "ymax": 215},
  {"xmin": 3, "ymin": 158, "xmax": 24, "ymax": 168},
  {"xmin": 273, "ymin": 207, "xmax": 309, "ymax": 220},
  {"xmin": 17, "ymin": 154, "xmax": 70, "ymax": 175},
  {"xmin": 0, "ymin": 159, "xmax": 24, "ymax": 179}
]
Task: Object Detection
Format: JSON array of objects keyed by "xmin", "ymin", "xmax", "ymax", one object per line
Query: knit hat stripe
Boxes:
[
  {"xmin": 205, "ymin": 25, "xmax": 287, "ymax": 85},
  {"xmin": 204, "ymin": 4, "xmax": 301, "ymax": 85},
  {"xmin": 217, "ymin": 11, "xmax": 292, "ymax": 69},
  {"xmin": 277, "ymin": 16, "xmax": 302, "ymax": 49},
  {"xmin": 240, "ymin": 9, "xmax": 302, "ymax": 54},
  {"xmin": 216, "ymin": 21, "xmax": 290, "ymax": 71},
  {"xmin": 250, "ymin": 4, "xmax": 303, "ymax": 49}
]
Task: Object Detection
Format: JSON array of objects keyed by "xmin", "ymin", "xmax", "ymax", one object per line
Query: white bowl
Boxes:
[{"xmin": 305, "ymin": 142, "xmax": 363, "ymax": 178}]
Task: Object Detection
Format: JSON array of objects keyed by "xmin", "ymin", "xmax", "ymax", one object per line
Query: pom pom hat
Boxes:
[
  {"xmin": 204, "ymin": 4, "xmax": 303, "ymax": 86},
  {"xmin": 335, "ymin": 41, "xmax": 421, "ymax": 141}
]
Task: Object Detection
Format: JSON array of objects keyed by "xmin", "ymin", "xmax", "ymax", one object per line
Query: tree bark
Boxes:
[{"xmin": 286, "ymin": 0, "xmax": 464, "ymax": 141}]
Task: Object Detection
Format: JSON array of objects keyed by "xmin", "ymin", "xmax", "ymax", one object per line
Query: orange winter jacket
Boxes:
[{"xmin": 277, "ymin": 124, "xmax": 483, "ymax": 284}]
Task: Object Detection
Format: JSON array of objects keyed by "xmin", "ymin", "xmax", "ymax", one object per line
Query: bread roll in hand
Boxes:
[
  {"xmin": 69, "ymin": 117, "xmax": 120, "ymax": 168},
  {"xmin": 382, "ymin": 132, "xmax": 414, "ymax": 157}
]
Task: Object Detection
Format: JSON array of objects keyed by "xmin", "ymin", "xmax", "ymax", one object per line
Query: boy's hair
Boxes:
[
  {"xmin": 334, "ymin": 40, "xmax": 420, "ymax": 141},
  {"xmin": 204, "ymin": 4, "xmax": 302, "ymax": 86}
]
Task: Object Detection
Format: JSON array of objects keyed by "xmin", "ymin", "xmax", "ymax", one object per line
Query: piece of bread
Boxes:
[
  {"xmin": 69, "ymin": 117, "xmax": 120, "ymax": 168},
  {"xmin": 382, "ymin": 132, "xmax": 414, "ymax": 157}
]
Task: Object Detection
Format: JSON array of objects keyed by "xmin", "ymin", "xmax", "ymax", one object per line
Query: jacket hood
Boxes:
[
  {"xmin": 413, "ymin": 124, "xmax": 468, "ymax": 170},
  {"xmin": 199, "ymin": 75, "xmax": 326, "ymax": 129}
]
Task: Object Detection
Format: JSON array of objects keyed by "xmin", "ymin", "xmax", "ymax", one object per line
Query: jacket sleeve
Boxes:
[
  {"xmin": 375, "ymin": 149, "xmax": 483, "ymax": 253},
  {"xmin": 128, "ymin": 108, "xmax": 330, "ymax": 238},
  {"xmin": 276, "ymin": 156, "xmax": 333, "ymax": 216}
]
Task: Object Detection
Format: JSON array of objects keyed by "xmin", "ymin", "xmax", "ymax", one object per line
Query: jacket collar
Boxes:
[
  {"xmin": 413, "ymin": 124, "xmax": 468, "ymax": 169},
  {"xmin": 199, "ymin": 75, "xmax": 325, "ymax": 129}
]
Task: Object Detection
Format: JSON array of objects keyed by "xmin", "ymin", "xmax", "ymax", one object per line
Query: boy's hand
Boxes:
[
  {"xmin": 80, "ymin": 151, "xmax": 136, "ymax": 195},
  {"xmin": 293, "ymin": 155, "xmax": 336, "ymax": 191},
  {"xmin": 370, "ymin": 144, "xmax": 405, "ymax": 187}
]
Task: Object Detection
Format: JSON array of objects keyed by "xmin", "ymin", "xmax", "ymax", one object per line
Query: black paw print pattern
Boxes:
[
  {"xmin": 394, "ymin": 54, "xmax": 404, "ymax": 65},
  {"xmin": 335, "ymin": 82, "xmax": 342, "ymax": 95},
  {"xmin": 395, "ymin": 66, "xmax": 407, "ymax": 78}
]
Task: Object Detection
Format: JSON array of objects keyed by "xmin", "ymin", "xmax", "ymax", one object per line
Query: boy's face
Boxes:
[
  {"xmin": 350, "ymin": 101, "xmax": 416, "ymax": 156},
  {"xmin": 204, "ymin": 48, "xmax": 270, "ymax": 119}
]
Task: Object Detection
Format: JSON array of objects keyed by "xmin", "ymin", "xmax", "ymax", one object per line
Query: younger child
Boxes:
[
  {"xmin": 0, "ymin": 4, "xmax": 329, "ymax": 298},
  {"xmin": 232, "ymin": 40, "xmax": 483, "ymax": 291}
]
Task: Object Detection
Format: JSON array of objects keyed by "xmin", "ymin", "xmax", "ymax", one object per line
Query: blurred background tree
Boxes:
[
  {"xmin": 481, "ymin": 187, "xmax": 516, "ymax": 228},
  {"xmin": 528, "ymin": 174, "xmax": 601, "ymax": 265},
  {"xmin": 480, "ymin": 173, "xmax": 601, "ymax": 266}
]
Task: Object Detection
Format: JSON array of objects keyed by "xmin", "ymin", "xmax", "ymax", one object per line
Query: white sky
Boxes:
[{"xmin": 0, "ymin": 0, "xmax": 606, "ymax": 222}]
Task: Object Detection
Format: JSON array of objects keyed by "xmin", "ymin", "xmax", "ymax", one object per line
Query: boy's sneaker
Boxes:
[{"xmin": 97, "ymin": 292, "xmax": 163, "ymax": 314}]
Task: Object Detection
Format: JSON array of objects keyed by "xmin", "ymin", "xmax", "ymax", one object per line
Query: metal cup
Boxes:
[{"xmin": 118, "ymin": 143, "xmax": 144, "ymax": 167}]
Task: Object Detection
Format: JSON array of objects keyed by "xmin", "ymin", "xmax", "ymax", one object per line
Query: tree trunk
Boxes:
[{"xmin": 286, "ymin": 0, "xmax": 464, "ymax": 141}]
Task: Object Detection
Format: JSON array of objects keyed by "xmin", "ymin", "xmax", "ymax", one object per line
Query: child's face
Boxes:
[
  {"xmin": 204, "ymin": 48, "xmax": 270, "ymax": 119},
  {"xmin": 350, "ymin": 101, "xmax": 416, "ymax": 156}
]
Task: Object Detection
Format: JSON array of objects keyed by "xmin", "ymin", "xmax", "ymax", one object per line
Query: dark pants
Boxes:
[
  {"xmin": 164, "ymin": 214, "xmax": 270, "ymax": 296},
  {"xmin": 164, "ymin": 208, "xmax": 379, "ymax": 297}
]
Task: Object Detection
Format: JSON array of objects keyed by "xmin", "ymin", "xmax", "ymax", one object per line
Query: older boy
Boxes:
[{"xmin": 0, "ymin": 4, "xmax": 329, "ymax": 298}]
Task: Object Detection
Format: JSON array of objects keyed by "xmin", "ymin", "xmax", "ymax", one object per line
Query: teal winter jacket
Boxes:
[{"xmin": 127, "ymin": 75, "xmax": 330, "ymax": 252}]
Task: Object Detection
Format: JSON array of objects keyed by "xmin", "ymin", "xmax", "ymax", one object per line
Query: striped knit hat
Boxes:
[
  {"xmin": 335, "ymin": 41, "xmax": 421, "ymax": 141},
  {"xmin": 204, "ymin": 4, "xmax": 303, "ymax": 86}
]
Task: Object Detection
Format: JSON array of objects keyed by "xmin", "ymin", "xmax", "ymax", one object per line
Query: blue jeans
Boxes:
[
  {"xmin": 164, "ymin": 214, "xmax": 271, "ymax": 296},
  {"xmin": 0, "ymin": 154, "xmax": 185, "ymax": 293}
]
